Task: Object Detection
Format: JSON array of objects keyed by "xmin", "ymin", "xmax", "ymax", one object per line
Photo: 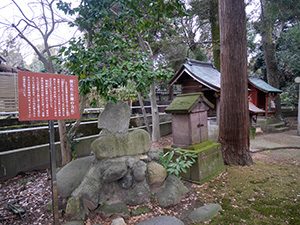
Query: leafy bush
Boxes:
[{"xmin": 158, "ymin": 149, "xmax": 197, "ymax": 178}]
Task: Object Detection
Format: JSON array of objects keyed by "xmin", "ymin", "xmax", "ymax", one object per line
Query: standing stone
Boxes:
[
  {"xmin": 98, "ymin": 101, "xmax": 131, "ymax": 133},
  {"xmin": 99, "ymin": 178, "xmax": 152, "ymax": 206}
]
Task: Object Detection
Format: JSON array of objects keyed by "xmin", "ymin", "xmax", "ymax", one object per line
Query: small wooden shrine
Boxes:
[
  {"xmin": 248, "ymin": 76, "xmax": 282, "ymax": 117},
  {"xmin": 165, "ymin": 93, "xmax": 214, "ymax": 146},
  {"xmin": 164, "ymin": 92, "xmax": 226, "ymax": 184}
]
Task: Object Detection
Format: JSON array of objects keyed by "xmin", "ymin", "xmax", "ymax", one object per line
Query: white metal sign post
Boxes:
[
  {"xmin": 295, "ymin": 77, "xmax": 300, "ymax": 136},
  {"xmin": 18, "ymin": 71, "xmax": 80, "ymax": 224}
]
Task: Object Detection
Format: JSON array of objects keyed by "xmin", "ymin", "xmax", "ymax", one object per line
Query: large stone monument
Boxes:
[
  {"xmin": 56, "ymin": 101, "xmax": 188, "ymax": 220},
  {"xmin": 164, "ymin": 93, "xmax": 226, "ymax": 184}
]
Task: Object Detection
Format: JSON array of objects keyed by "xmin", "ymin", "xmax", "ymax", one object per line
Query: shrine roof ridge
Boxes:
[{"xmin": 248, "ymin": 76, "xmax": 282, "ymax": 93}]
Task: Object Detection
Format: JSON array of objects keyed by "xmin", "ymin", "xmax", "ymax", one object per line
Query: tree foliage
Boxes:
[
  {"xmin": 250, "ymin": 0, "xmax": 300, "ymax": 106},
  {"xmin": 0, "ymin": 34, "xmax": 25, "ymax": 68},
  {"xmin": 57, "ymin": 0, "xmax": 183, "ymax": 95},
  {"xmin": 56, "ymin": 0, "xmax": 185, "ymax": 141}
]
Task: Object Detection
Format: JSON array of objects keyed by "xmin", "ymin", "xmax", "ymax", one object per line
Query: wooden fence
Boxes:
[{"xmin": 0, "ymin": 72, "xmax": 18, "ymax": 112}]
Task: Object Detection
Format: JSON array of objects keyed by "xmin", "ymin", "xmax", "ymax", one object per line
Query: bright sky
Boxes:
[
  {"xmin": 0, "ymin": 0, "xmax": 80, "ymax": 64},
  {"xmin": 0, "ymin": 0, "xmax": 261, "ymax": 65}
]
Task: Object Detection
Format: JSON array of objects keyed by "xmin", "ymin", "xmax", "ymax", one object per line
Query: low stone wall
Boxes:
[
  {"xmin": 0, "ymin": 122, "xmax": 99, "ymax": 152},
  {"xmin": 1, "ymin": 114, "xmax": 172, "ymax": 152},
  {"xmin": 0, "ymin": 122, "xmax": 172, "ymax": 180},
  {"xmin": 282, "ymin": 109, "xmax": 298, "ymax": 117},
  {"xmin": 0, "ymin": 134, "xmax": 97, "ymax": 180}
]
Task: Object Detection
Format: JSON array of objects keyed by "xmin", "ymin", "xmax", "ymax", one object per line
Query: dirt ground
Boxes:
[{"xmin": 0, "ymin": 133, "xmax": 299, "ymax": 225}]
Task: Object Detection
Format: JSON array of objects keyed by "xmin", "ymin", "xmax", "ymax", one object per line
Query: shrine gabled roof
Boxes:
[
  {"xmin": 248, "ymin": 76, "xmax": 282, "ymax": 93},
  {"xmin": 169, "ymin": 59, "xmax": 221, "ymax": 92},
  {"xmin": 169, "ymin": 59, "xmax": 282, "ymax": 94},
  {"xmin": 165, "ymin": 93, "xmax": 214, "ymax": 114}
]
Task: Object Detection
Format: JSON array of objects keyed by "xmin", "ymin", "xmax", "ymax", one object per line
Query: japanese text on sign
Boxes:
[{"xmin": 18, "ymin": 71, "xmax": 80, "ymax": 121}]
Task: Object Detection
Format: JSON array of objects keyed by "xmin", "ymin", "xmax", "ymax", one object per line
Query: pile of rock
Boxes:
[{"xmin": 56, "ymin": 101, "xmax": 188, "ymax": 221}]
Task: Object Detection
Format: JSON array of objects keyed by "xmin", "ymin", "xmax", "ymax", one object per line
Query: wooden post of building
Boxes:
[{"xmin": 265, "ymin": 94, "xmax": 269, "ymax": 117}]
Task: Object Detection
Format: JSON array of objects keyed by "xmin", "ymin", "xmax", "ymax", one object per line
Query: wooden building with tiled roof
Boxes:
[
  {"xmin": 169, "ymin": 59, "xmax": 220, "ymax": 117},
  {"xmin": 248, "ymin": 76, "xmax": 282, "ymax": 117},
  {"xmin": 168, "ymin": 58, "xmax": 282, "ymax": 118}
]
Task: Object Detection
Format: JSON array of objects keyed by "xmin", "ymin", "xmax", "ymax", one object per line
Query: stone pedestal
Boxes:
[{"xmin": 164, "ymin": 141, "xmax": 226, "ymax": 184}]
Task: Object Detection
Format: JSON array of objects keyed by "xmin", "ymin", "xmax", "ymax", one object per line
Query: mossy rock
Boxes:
[
  {"xmin": 65, "ymin": 197, "xmax": 85, "ymax": 220},
  {"xmin": 91, "ymin": 129, "xmax": 151, "ymax": 160},
  {"xmin": 97, "ymin": 202, "xmax": 130, "ymax": 218}
]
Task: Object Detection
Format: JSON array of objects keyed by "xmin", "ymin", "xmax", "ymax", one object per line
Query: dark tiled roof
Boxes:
[
  {"xmin": 170, "ymin": 59, "xmax": 282, "ymax": 94},
  {"xmin": 169, "ymin": 59, "xmax": 220, "ymax": 91}
]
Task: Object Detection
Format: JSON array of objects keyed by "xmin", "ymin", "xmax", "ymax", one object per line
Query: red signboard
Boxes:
[{"xmin": 18, "ymin": 71, "xmax": 80, "ymax": 121}]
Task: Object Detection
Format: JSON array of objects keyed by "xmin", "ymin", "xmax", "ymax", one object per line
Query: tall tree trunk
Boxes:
[
  {"xmin": 58, "ymin": 120, "xmax": 71, "ymax": 165},
  {"xmin": 136, "ymin": 30, "xmax": 161, "ymax": 141},
  {"xmin": 218, "ymin": 0, "xmax": 253, "ymax": 166},
  {"xmin": 209, "ymin": 0, "xmax": 220, "ymax": 71},
  {"xmin": 149, "ymin": 83, "xmax": 160, "ymax": 141},
  {"xmin": 260, "ymin": 0, "xmax": 283, "ymax": 120}
]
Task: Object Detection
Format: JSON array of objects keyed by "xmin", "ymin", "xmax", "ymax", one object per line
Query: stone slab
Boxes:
[
  {"xmin": 98, "ymin": 101, "xmax": 131, "ymax": 133},
  {"xmin": 188, "ymin": 204, "xmax": 222, "ymax": 222}
]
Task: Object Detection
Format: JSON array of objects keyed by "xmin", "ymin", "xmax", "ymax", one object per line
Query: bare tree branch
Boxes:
[
  {"xmin": 14, "ymin": 18, "xmax": 43, "ymax": 36},
  {"xmin": 11, "ymin": 23, "xmax": 48, "ymax": 67},
  {"xmin": 11, "ymin": 0, "xmax": 41, "ymax": 34},
  {"xmin": 45, "ymin": 0, "xmax": 56, "ymax": 41},
  {"xmin": 40, "ymin": 0, "xmax": 49, "ymax": 35}
]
